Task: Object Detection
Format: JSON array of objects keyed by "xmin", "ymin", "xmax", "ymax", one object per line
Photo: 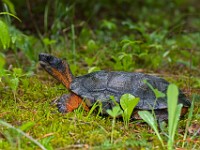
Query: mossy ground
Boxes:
[{"xmin": 1, "ymin": 62, "xmax": 200, "ymax": 149}]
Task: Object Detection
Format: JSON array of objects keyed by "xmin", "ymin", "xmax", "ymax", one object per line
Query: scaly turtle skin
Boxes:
[{"xmin": 39, "ymin": 53, "xmax": 191, "ymax": 120}]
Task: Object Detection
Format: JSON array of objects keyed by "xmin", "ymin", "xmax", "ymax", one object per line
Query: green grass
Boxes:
[{"xmin": 0, "ymin": 75, "xmax": 199, "ymax": 149}]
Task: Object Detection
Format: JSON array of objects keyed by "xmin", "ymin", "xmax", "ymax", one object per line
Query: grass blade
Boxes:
[
  {"xmin": 0, "ymin": 120, "xmax": 47, "ymax": 150},
  {"xmin": 182, "ymin": 96, "xmax": 195, "ymax": 148}
]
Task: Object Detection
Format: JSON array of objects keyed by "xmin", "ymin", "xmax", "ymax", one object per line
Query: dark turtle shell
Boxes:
[{"xmin": 70, "ymin": 71, "xmax": 191, "ymax": 111}]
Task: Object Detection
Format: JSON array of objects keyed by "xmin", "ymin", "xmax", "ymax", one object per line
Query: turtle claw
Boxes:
[{"xmin": 56, "ymin": 94, "xmax": 70, "ymax": 113}]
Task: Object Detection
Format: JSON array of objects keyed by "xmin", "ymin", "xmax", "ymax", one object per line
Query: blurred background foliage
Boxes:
[{"xmin": 0, "ymin": 0, "xmax": 199, "ymax": 87}]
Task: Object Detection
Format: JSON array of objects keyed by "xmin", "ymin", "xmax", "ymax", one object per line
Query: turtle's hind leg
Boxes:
[{"xmin": 57, "ymin": 93, "xmax": 89, "ymax": 113}]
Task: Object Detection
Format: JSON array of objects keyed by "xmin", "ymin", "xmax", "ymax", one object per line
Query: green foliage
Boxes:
[
  {"xmin": 87, "ymin": 40, "xmax": 98, "ymax": 51},
  {"xmin": 107, "ymin": 106, "xmax": 122, "ymax": 118},
  {"xmin": 19, "ymin": 121, "xmax": 35, "ymax": 131},
  {"xmin": 106, "ymin": 106, "xmax": 122, "ymax": 144},
  {"xmin": 1, "ymin": 66, "xmax": 32, "ymax": 102},
  {"xmin": 86, "ymin": 101, "xmax": 102, "ymax": 119},
  {"xmin": 143, "ymin": 79, "xmax": 165, "ymax": 99},
  {"xmin": 120, "ymin": 94, "xmax": 140, "ymax": 129},
  {"xmin": 40, "ymin": 136, "xmax": 54, "ymax": 150},
  {"xmin": 0, "ymin": 53, "xmax": 5, "ymax": 70},
  {"xmin": 167, "ymin": 84, "xmax": 183, "ymax": 150},
  {"xmin": 0, "ymin": 10, "xmax": 22, "ymax": 50},
  {"xmin": 0, "ymin": 20, "xmax": 10, "ymax": 49},
  {"xmin": 138, "ymin": 84, "xmax": 187, "ymax": 149},
  {"xmin": 43, "ymin": 38, "xmax": 56, "ymax": 46},
  {"xmin": 112, "ymin": 52, "xmax": 134, "ymax": 71},
  {"xmin": 6, "ymin": 68, "xmax": 22, "ymax": 92},
  {"xmin": 101, "ymin": 20, "xmax": 117, "ymax": 31},
  {"xmin": 2, "ymin": 0, "xmax": 16, "ymax": 15},
  {"xmin": 0, "ymin": 53, "xmax": 6, "ymax": 82},
  {"xmin": 138, "ymin": 111, "xmax": 164, "ymax": 147}
]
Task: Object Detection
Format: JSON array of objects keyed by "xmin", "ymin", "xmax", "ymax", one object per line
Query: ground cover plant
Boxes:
[{"xmin": 0, "ymin": 0, "xmax": 200, "ymax": 149}]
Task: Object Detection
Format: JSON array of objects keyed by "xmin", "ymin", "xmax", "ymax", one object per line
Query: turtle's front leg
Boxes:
[{"xmin": 57, "ymin": 93, "xmax": 89, "ymax": 113}]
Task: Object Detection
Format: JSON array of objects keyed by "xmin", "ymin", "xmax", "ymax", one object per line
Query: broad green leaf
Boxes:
[
  {"xmin": 138, "ymin": 111, "xmax": 157, "ymax": 128},
  {"xmin": 167, "ymin": 84, "xmax": 179, "ymax": 136},
  {"xmin": 138, "ymin": 111, "xmax": 164, "ymax": 147},
  {"xmin": 120, "ymin": 94, "xmax": 139, "ymax": 129},
  {"xmin": 0, "ymin": 20, "xmax": 10, "ymax": 49},
  {"xmin": 120, "ymin": 93, "xmax": 140, "ymax": 117},
  {"xmin": 106, "ymin": 106, "xmax": 122, "ymax": 118},
  {"xmin": 106, "ymin": 109, "xmax": 113, "ymax": 117}
]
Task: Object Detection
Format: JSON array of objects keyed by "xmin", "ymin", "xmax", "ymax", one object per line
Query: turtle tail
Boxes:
[{"xmin": 39, "ymin": 53, "xmax": 74, "ymax": 89}]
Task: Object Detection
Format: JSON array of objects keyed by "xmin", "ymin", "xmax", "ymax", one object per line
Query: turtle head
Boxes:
[
  {"xmin": 39, "ymin": 53, "xmax": 63, "ymax": 71},
  {"xmin": 39, "ymin": 53, "xmax": 73, "ymax": 89}
]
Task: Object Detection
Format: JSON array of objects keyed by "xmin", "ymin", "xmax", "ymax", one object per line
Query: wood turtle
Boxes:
[{"xmin": 39, "ymin": 53, "xmax": 191, "ymax": 120}]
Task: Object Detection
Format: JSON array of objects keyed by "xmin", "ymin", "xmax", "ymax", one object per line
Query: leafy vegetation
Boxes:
[
  {"xmin": 0, "ymin": 0, "xmax": 200, "ymax": 149},
  {"xmin": 120, "ymin": 94, "xmax": 140, "ymax": 129},
  {"xmin": 138, "ymin": 84, "xmax": 184, "ymax": 149}
]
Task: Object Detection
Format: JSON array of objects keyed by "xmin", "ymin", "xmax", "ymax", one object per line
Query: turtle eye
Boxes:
[
  {"xmin": 48, "ymin": 57, "xmax": 62, "ymax": 69},
  {"xmin": 47, "ymin": 56, "xmax": 54, "ymax": 63},
  {"xmin": 47, "ymin": 56, "xmax": 59, "ymax": 67}
]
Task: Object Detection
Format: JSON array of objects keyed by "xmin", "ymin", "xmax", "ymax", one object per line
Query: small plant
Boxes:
[
  {"xmin": 0, "ymin": 11, "xmax": 21, "ymax": 50},
  {"xmin": 86, "ymin": 100, "xmax": 102, "ymax": 119},
  {"xmin": 106, "ymin": 106, "xmax": 122, "ymax": 144},
  {"xmin": 167, "ymin": 84, "xmax": 183, "ymax": 150},
  {"xmin": 138, "ymin": 84, "xmax": 184, "ymax": 149},
  {"xmin": 109, "ymin": 94, "xmax": 140, "ymax": 129},
  {"xmin": 143, "ymin": 79, "xmax": 165, "ymax": 118},
  {"xmin": 5, "ymin": 68, "xmax": 25, "ymax": 101},
  {"xmin": 112, "ymin": 52, "xmax": 134, "ymax": 71},
  {"xmin": 120, "ymin": 94, "xmax": 140, "ymax": 129}
]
